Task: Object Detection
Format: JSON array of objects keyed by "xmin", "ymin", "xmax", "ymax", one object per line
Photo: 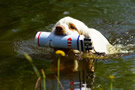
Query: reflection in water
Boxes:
[
  {"xmin": 50, "ymin": 50, "xmax": 95, "ymax": 89},
  {"xmin": 34, "ymin": 52, "xmax": 96, "ymax": 90}
]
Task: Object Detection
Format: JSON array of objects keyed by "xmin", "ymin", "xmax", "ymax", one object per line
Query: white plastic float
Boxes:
[{"xmin": 35, "ymin": 32, "xmax": 93, "ymax": 51}]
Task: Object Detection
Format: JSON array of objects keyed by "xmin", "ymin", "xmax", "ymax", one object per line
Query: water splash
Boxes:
[
  {"xmin": 107, "ymin": 44, "xmax": 135, "ymax": 58},
  {"xmin": 115, "ymin": 44, "xmax": 135, "ymax": 53}
]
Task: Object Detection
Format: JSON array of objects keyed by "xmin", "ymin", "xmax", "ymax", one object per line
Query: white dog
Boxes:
[{"xmin": 52, "ymin": 16, "xmax": 117, "ymax": 55}]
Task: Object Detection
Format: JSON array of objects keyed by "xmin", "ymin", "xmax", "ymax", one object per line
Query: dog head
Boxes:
[{"xmin": 52, "ymin": 16, "xmax": 89, "ymax": 36}]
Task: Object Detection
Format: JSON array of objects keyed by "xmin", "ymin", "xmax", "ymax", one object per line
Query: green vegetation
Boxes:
[
  {"xmin": 24, "ymin": 53, "xmax": 46, "ymax": 90},
  {"xmin": 24, "ymin": 50, "xmax": 65, "ymax": 90}
]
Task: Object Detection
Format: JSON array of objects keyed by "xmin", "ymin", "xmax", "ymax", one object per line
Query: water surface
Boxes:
[{"xmin": 0, "ymin": 0, "xmax": 135, "ymax": 89}]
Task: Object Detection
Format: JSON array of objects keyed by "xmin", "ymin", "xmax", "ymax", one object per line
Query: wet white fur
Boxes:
[{"xmin": 52, "ymin": 16, "xmax": 117, "ymax": 54}]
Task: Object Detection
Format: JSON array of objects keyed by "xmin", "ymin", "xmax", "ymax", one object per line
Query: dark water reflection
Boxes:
[{"xmin": 0, "ymin": 0, "xmax": 135, "ymax": 90}]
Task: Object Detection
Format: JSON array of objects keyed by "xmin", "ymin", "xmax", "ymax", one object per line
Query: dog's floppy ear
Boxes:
[{"xmin": 78, "ymin": 26, "xmax": 90, "ymax": 37}]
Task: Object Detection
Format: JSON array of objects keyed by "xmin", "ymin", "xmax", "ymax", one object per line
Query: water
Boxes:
[{"xmin": 0, "ymin": 0, "xmax": 135, "ymax": 89}]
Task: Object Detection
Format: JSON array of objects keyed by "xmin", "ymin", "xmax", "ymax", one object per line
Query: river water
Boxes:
[{"xmin": 0, "ymin": 0, "xmax": 135, "ymax": 90}]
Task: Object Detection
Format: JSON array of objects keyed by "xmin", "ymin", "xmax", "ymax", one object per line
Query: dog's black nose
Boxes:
[
  {"xmin": 56, "ymin": 25, "xmax": 64, "ymax": 31},
  {"xmin": 55, "ymin": 25, "xmax": 65, "ymax": 35}
]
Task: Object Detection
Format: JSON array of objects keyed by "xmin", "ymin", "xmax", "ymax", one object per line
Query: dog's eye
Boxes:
[
  {"xmin": 70, "ymin": 25, "xmax": 75, "ymax": 29},
  {"xmin": 69, "ymin": 23, "xmax": 77, "ymax": 30}
]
